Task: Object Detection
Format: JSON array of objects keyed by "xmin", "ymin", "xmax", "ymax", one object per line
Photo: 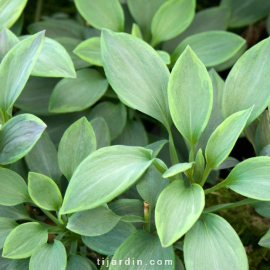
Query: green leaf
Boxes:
[
  {"xmin": 121, "ymin": 215, "xmax": 145, "ymax": 223},
  {"xmin": 221, "ymin": 0, "xmax": 270, "ymax": 28},
  {"xmin": 205, "ymin": 108, "xmax": 252, "ymax": 170},
  {"xmin": 217, "ymin": 156, "xmax": 239, "ymax": 170},
  {"xmin": 67, "ymin": 205, "xmax": 120, "ymax": 236},
  {"xmin": 151, "ymin": 0, "xmax": 195, "ymax": 46},
  {"xmin": 163, "ymin": 6, "xmax": 230, "ymax": 54},
  {"xmin": 109, "ymin": 199, "xmax": 144, "ymax": 229},
  {"xmin": 163, "ymin": 163, "xmax": 194, "ymax": 178},
  {"xmin": 0, "ymin": 168, "xmax": 30, "ymax": 206},
  {"xmin": 74, "ymin": 0, "xmax": 124, "ymax": 31},
  {"xmin": 145, "ymin": 140, "xmax": 168, "ymax": 158},
  {"xmin": 82, "ymin": 221, "xmax": 137, "ymax": 255},
  {"xmin": 255, "ymin": 111, "xmax": 270, "ymax": 155},
  {"xmin": 193, "ymin": 149, "xmax": 205, "ymax": 184},
  {"xmin": 40, "ymin": 111, "xmax": 86, "ymax": 145},
  {"xmin": 131, "ymin": 23, "xmax": 143, "ymax": 39},
  {"xmin": 156, "ymin": 50, "xmax": 170, "ymax": 65},
  {"xmin": 251, "ymin": 201, "xmax": 270, "ymax": 218},
  {"xmin": 168, "ymin": 46, "xmax": 213, "ymax": 146},
  {"xmin": 259, "ymin": 228, "xmax": 270, "ymax": 249},
  {"xmin": 29, "ymin": 37, "xmax": 75, "ymax": 78},
  {"xmin": 222, "ymin": 37, "xmax": 270, "ymax": 126},
  {"xmin": 101, "ymin": 30, "xmax": 172, "ymax": 130},
  {"xmin": 0, "ymin": 114, "xmax": 46, "ymax": 164},
  {"xmin": 66, "ymin": 255, "xmax": 92, "ymax": 270},
  {"xmin": 156, "ymin": 180, "xmax": 204, "ymax": 247},
  {"xmin": 10, "ymin": 14, "xmax": 23, "ymax": 36},
  {"xmin": 0, "ymin": 252, "xmax": 10, "ymax": 270},
  {"xmin": 28, "ymin": 172, "xmax": 62, "ymax": 211},
  {"xmin": 29, "ymin": 240, "xmax": 66, "ymax": 270},
  {"xmin": 0, "ymin": 32, "xmax": 45, "ymax": 121},
  {"xmin": 28, "ymin": 19, "xmax": 84, "ymax": 40},
  {"xmin": 3, "ymin": 222, "xmax": 48, "ymax": 259},
  {"xmin": 15, "ymin": 77, "xmax": 60, "ymax": 116},
  {"xmin": 90, "ymin": 117, "xmax": 110, "ymax": 149},
  {"xmin": 0, "ymin": 28, "xmax": 19, "ymax": 61},
  {"xmin": 0, "ymin": 0, "xmax": 27, "ymax": 28},
  {"xmin": 109, "ymin": 199, "xmax": 143, "ymax": 215},
  {"xmin": 0, "ymin": 204, "xmax": 30, "ymax": 221},
  {"xmin": 211, "ymin": 42, "xmax": 247, "ymax": 72},
  {"xmin": 55, "ymin": 37, "xmax": 90, "ymax": 70},
  {"xmin": 127, "ymin": 0, "xmax": 166, "ymax": 41},
  {"xmin": 137, "ymin": 165, "xmax": 169, "ymax": 206},
  {"xmin": 223, "ymin": 157, "xmax": 270, "ymax": 200},
  {"xmin": 171, "ymin": 31, "xmax": 246, "ymax": 67},
  {"xmin": 10, "ymin": 158, "xmax": 29, "ymax": 181},
  {"xmin": 175, "ymin": 256, "xmax": 185, "ymax": 270},
  {"xmin": 184, "ymin": 213, "xmax": 248, "ymax": 270},
  {"xmin": 73, "ymin": 37, "xmax": 102, "ymax": 66},
  {"xmin": 61, "ymin": 146, "xmax": 153, "ymax": 214},
  {"xmin": 88, "ymin": 102, "xmax": 126, "ymax": 140},
  {"xmin": 193, "ymin": 69, "xmax": 224, "ymax": 153},
  {"xmin": 49, "ymin": 69, "xmax": 108, "ymax": 113},
  {"xmin": 6, "ymin": 258, "xmax": 29, "ymax": 270},
  {"xmin": 0, "ymin": 218, "xmax": 18, "ymax": 249},
  {"xmin": 25, "ymin": 131, "xmax": 61, "ymax": 183},
  {"xmin": 260, "ymin": 144, "xmax": 270, "ymax": 157},
  {"xmin": 112, "ymin": 119, "xmax": 148, "ymax": 147},
  {"xmin": 110, "ymin": 230, "xmax": 174, "ymax": 269},
  {"xmin": 58, "ymin": 117, "xmax": 96, "ymax": 180}
]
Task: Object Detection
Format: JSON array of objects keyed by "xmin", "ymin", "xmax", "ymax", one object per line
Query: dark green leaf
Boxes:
[
  {"xmin": 66, "ymin": 255, "xmax": 92, "ymax": 270},
  {"xmin": 49, "ymin": 69, "xmax": 108, "ymax": 113},
  {"xmin": 137, "ymin": 165, "xmax": 169, "ymax": 206},
  {"xmin": 28, "ymin": 19, "xmax": 84, "ymax": 39},
  {"xmin": 221, "ymin": 0, "xmax": 270, "ymax": 27},
  {"xmin": 74, "ymin": 0, "xmax": 124, "ymax": 31},
  {"xmin": 67, "ymin": 205, "xmax": 120, "ymax": 236},
  {"xmin": 0, "ymin": 204, "xmax": 30, "ymax": 221},
  {"xmin": 15, "ymin": 77, "xmax": 60, "ymax": 116},
  {"xmin": 90, "ymin": 117, "xmax": 110, "ymax": 149},
  {"xmin": 82, "ymin": 221, "xmax": 137, "ymax": 255},
  {"xmin": 112, "ymin": 119, "xmax": 148, "ymax": 147},
  {"xmin": 88, "ymin": 102, "xmax": 126, "ymax": 140},
  {"xmin": 0, "ymin": 218, "xmax": 18, "ymax": 249},
  {"xmin": 58, "ymin": 117, "xmax": 96, "ymax": 180},
  {"xmin": 25, "ymin": 131, "xmax": 61, "ymax": 183}
]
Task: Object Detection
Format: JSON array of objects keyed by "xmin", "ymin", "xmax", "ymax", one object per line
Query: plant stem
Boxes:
[
  {"xmin": 204, "ymin": 180, "xmax": 228, "ymax": 194},
  {"xmin": 199, "ymin": 164, "xmax": 211, "ymax": 187},
  {"xmin": 204, "ymin": 198, "xmax": 257, "ymax": 213},
  {"xmin": 35, "ymin": 0, "xmax": 43, "ymax": 22},
  {"xmin": 42, "ymin": 209, "xmax": 64, "ymax": 227},
  {"xmin": 144, "ymin": 202, "xmax": 151, "ymax": 232},
  {"xmin": 168, "ymin": 129, "xmax": 179, "ymax": 165}
]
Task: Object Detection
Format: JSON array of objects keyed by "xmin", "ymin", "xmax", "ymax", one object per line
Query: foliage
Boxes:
[{"xmin": 1, "ymin": 0, "xmax": 270, "ymax": 269}]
